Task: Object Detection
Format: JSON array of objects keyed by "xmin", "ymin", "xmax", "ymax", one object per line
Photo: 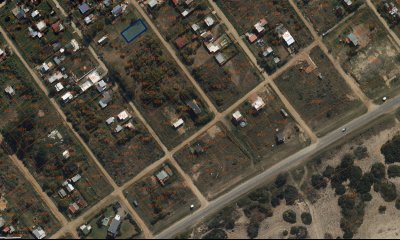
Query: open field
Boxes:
[
  {"xmin": 175, "ymin": 123, "xmax": 253, "ymax": 199},
  {"xmin": 0, "ymin": 150, "xmax": 61, "ymax": 239},
  {"xmin": 230, "ymin": 85, "xmax": 310, "ymax": 164},
  {"xmin": 275, "ymin": 46, "xmax": 366, "ymax": 136},
  {"xmin": 70, "ymin": 4, "xmax": 214, "ymax": 148},
  {"xmin": 64, "ymin": 84, "xmax": 164, "ymax": 186},
  {"xmin": 324, "ymin": 7, "xmax": 400, "ymax": 101},
  {"xmin": 296, "ymin": 0, "xmax": 364, "ymax": 34},
  {"xmin": 0, "ymin": 42, "xmax": 112, "ymax": 218},
  {"xmin": 124, "ymin": 162, "xmax": 200, "ymax": 233},
  {"xmin": 78, "ymin": 201, "xmax": 143, "ymax": 239},
  {"xmin": 214, "ymin": 0, "xmax": 313, "ymax": 73},
  {"xmin": 141, "ymin": 1, "xmax": 262, "ymax": 111}
]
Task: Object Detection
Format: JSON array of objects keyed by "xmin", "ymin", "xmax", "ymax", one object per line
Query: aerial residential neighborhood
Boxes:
[{"xmin": 1, "ymin": 0, "xmax": 400, "ymax": 239}]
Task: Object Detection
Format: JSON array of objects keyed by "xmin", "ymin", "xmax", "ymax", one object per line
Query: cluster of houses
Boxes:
[
  {"xmin": 56, "ymin": 174, "xmax": 88, "ymax": 216},
  {"xmin": 77, "ymin": 0, "xmax": 128, "ymax": 26},
  {"xmin": 171, "ymin": 99, "xmax": 202, "ymax": 130},
  {"xmin": 144, "ymin": 0, "xmax": 197, "ymax": 18},
  {"xmin": 105, "ymin": 110, "xmax": 135, "ymax": 134},
  {"xmin": 0, "ymin": 217, "xmax": 46, "ymax": 239},
  {"xmin": 231, "ymin": 95, "xmax": 289, "ymax": 145},
  {"xmin": 381, "ymin": 1, "xmax": 400, "ymax": 24}
]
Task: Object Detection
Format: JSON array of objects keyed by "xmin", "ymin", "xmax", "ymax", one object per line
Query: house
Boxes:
[
  {"xmin": 117, "ymin": 110, "xmax": 131, "ymax": 121},
  {"xmin": 246, "ymin": 33, "xmax": 258, "ymax": 43},
  {"xmin": 186, "ymin": 99, "xmax": 202, "ymax": 115},
  {"xmin": 99, "ymin": 91, "xmax": 113, "ymax": 108},
  {"xmin": 12, "ymin": 7, "xmax": 26, "ymax": 20},
  {"xmin": 175, "ymin": 36, "xmax": 189, "ymax": 49},
  {"xmin": 68, "ymin": 203, "xmax": 80, "ymax": 215},
  {"xmin": 156, "ymin": 170, "xmax": 170, "ymax": 186},
  {"xmin": 115, "ymin": 125, "xmax": 123, "ymax": 133},
  {"xmin": 106, "ymin": 117, "xmax": 115, "ymax": 125},
  {"xmin": 281, "ymin": 30, "xmax": 295, "ymax": 47},
  {"xmin": 79, "ymin": 3, "xmax": 90, "ymax": 15},
  {"xmin": 204, "ymin": 15, "xmax": 215, "ymax": 27},
  {"xmin": 172, "ymin": 118, "xmax": 184, "ymax": 129},
  {"xmin": 84, "ymin": 15, "xmax": 93, "ymax": 25},
  {"xmin": 76, "ymin": 199, "xmax": 88, "ymax": 208},
  {"xmin": 262, "ymin": 46, "xmax": 274, "ymax": 57},
  {"xmin": 39, "ymin": 62, "xmax": 52, "ymax": 74},
  {"xmin": 66, "ymin": 183, "xmax": 75, "ymax": 193},
  {"xmin": 36, "ymin": 21, "xmax": 47, "ymax": 32},
  {"xmin": 342, "ymin": 0, "xmax": 353, "ymax": 8},
  {"xmin": 48, "ymin": 71, "xmax": 63, "ymax": 83},
  {"xmin": 280, "ymin": 108, "xmax": 289, "ymax": 118},
  {"xmin": 4, "ymin": 86, "xmax": 15, "ymax": 96},
  {"xmin": 181, "ymin": 8, "xmax": 195, "ymax": 17},
  {"xmin": 62, "ymin": 150, "xmax": 70, "ymax": 159},
  {"xmin": 96, "ymin": 80, "xmax": 107, "ymax": 93},
  {"xmin": 51, "ymin": 22, "xmax": 64, "ymax": 33},
  {"xmin": 276, "ymin": 132, "xmax": 285, "ymax": 145},
  {"xmin": 31, "ymin": 10, "xmax": 40, "ymax": 19},
  {"xmin": 172, "ymin": 0, "xmax": 180, "ymax": 6},
  {"xmin": 58, "ymin": 188, "xmax": 67, "ymax": 198},
  {"xmin": 104, "ymin": 0, "xmax": 112, "ymax": 7},
  {"xmin": 97, "ymin": 35, "xmax": 109, "ymax": 45},
  {"xmin": 232, "ymin": 111, "xmax": 247, "ymax": 127},
  {"xmin": 80, "ymin": 80, "xmax": 93, "ymax": 92},
  {"xmin": 53, "ymin": 55, "xmax": 66, "ymax": 65},
  {"xmin": 191, "ymin": 23, "xmax": 200, "ymax": 32},
  {"xmin": 215, "ymin": 52, "xmax": 227, "ymax": 66},
  {"xmin": 107, "ymin": 215, "xmax": 121, "ymax": 238},
  {"xmin": 251, "ymin": 96, "xmax": 265, "ymax": 111},
  {"xmin": 87, "ymin": 70, "xmax": 102, "ymax": 84},
  {"xmin": 254, "ymin": 18, "xmax": 268, "ymax": 34},
  {"xmin": 55, "ymin": 83, "xmax": 64, "ymax": 92},
  {"xmin": 61, "ymin": 92, "xmax": 73, "ymax": 103},
  {"xmin": 79, "ymin": 225, "xmax": 92, "ymax": 236},
  {"xmin": 32, "ymin": 227, "xmax": 46, "ymax": 239},
  {"xmin": 148, "ymin": 0, "xmax": 158, "ymax": 9},
  {"xmin": 69, "ymin": 39, "xmax": 80, "ymax": 52},
  {"xmin": 0, "ymin": 48, "xmax": 5, "ymax": 58},
  {"xmin": 111, "ymin": 5, "xmax": 123, "ymax": 17},
  {"xmin": 71, "ymin": 174, "xmax": 81, "ymax": 183},
  {"xmin": 205, "ymin": 42, "xmax": 220, "ymax": 53},
  {"xmin": 346, "ymin": 33, "xmax": 359, "ymax": 47}
]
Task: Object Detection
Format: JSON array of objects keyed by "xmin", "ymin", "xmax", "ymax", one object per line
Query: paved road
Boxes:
[{"xmin": 156, "ymin": 94, "xmax": 400, "ymax": 239}]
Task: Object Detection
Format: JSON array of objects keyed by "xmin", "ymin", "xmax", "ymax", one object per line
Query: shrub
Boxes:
[
  {"xmin": 311, "ymin": 174, "xmax": 327, "ymax": 190},
  {"xmin": 354, "ymin": 146, "xmax": 368, "ymax": 160},
  {"xmin": 284, "ymin": 185, "xmax": 299, "ymax": 205},
  {"xmin": 275, "ymin": 173, "xmax": 288, "ymax": 188},
  {"xmin": 371, "ymin": 163, "xmax": 386, "ymax": 182},
  {"xmin": 290, "ymin": 226, "xmax": 308, "ymax": 239},
  {"xmin": 323, "ymin": 166, "xmax": 335, "ymax": 178},
  {"xmin": 301, "ymin": 212, "xmax": 312, "ymax": 225},
  {"xmin": 379, "ymin": 181, "xmax": 397, "ymax": 202},
  {"xmin": 378, "ymin": 205, "xmax": 386, "ymax": 214},
  {"xmin": 247, "ymin": 222, "xmax": 260, "ymax": 239},
  {"xmin": 282, "ymin": 209, "xmax": 297, "ymax": 224},
  {"xmin": 396, "ymin": 199, "xmax": 400, "ymax": 210},
  {"xmin": 361, "ymin": 193, "xmax": 372, "ymax": 202},
  {"xmin": 202, "ymin": 229, "xmax": 227, "ymax": 239},
  {"xmin": 381, "ymin": 135, "xmax": 400, "ymax": 164},
  {"xmin": 387, "ymin": 165, "xmax": 400, "ymax": 178}
]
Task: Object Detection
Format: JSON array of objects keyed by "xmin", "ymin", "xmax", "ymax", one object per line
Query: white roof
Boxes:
[
  {"xmin": 0, "ymin": 48, "xmax": 4, "ymax": 56},
  {"xmin": 88, "ymin": 70, "xmax": 101, "ymax": 84},
  {"xmin": 251, "ymin": 96, "xmax": 265, "ymax": 111},
  {"xmin": 191, "ymin": 23, "xmax": 200, "ymax": 31},
  {"xmin": 148, "ymin": 0, "xmax": 157, "ymax": 7},
  {"xmin": 173, "ymin": 118, "xmax": 184, "ymax": 128},
  {"xmin": 66, "ymin": 183, "xmax": 75, "ymax": 192},
  {"xmin": 106, "ymin": 117, "xmax": 115, "ymax": 125},
  {"xmin": 71, "ymin": 174, "xmax": 81, "ymax": 183},
  {"xmin": 32, "ymin": 227, "xmax": 46, "ymax": 239},
  {"xmin": 62, "ymin": 150, "xmax": 70, "ymax": 159},
  {"xmin": 232, "ymin": 111, "xmax": 242, "ymax": 120},
  {"xmin": 80, "ymin": 80, "xmax": 93, "ymax": 92},
  {"xmin": 36, "ymin": 21, "xmax": 47, "ymax": 31},
  {"xmin": 118, "ymin": 110, "xmax": 131, "ymax": 121},
  {"xmin": 61, "ymin": 92, "xmax": 73, "ymax": 101},
  {"xmin": 97, "ymin": 36, "xmax": 108, "ymax": 44},
  {"xmin": 205, "ymin": 42, "xmax": 220, "ymax": 53},
  {"xmin": 204, "ymin": 16, "xmax": 215, "ymax": 27},
  {"xmin": 71, "ymin": 39, "xmax": 80, "ymax": 52},
  {"xmin": 31, "ymin": 10, "xmax": 40, "ymax": 18},
  {"xmin": 55, "ymin": 82, "xmax": 64, "ymax": 92},
  {"xmin": 282, "ymin": 31, "xmax": 295, "ymax": 46},
  {"xmin": 114, "ymin": 215, "xmax": 121, "ymax": 221}
]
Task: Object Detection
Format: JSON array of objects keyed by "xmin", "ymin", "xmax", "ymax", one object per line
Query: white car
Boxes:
[{"xmin": 341, "ymin": 128, "xmax": 347, "ymax": 133}]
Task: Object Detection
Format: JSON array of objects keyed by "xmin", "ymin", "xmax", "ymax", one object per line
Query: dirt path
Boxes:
[
  {"xmin": 7, "ymin": 155, "xmax": 79, "ymax": 238},
  {"xmin": 130, "ymin": 0, "xmax": 219, "ymax": 116},
  {"xmin": 207, "ymin": 0, "xmax": 318, "ymax": 143},
  {"xmin": 366, "ymin": 0, "xmax": 400, "ymax": 48},
  {"xmin": 287, "ymin": 0, "xmax": 373, "ymax": 111}
]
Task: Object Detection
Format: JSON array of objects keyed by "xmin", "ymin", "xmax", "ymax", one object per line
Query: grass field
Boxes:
[
  {"xmin": 324, "ymin": 7, "xmax": 400, "ymax": 101},
  {"xmin": 275, "ymin": 47, "xmax": 366, "ymax": 136},
  {"xmin": 124, "ymin": 162, "xmax": 200, "ymax": 233}
]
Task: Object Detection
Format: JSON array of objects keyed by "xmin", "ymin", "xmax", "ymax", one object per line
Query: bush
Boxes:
[
  {"xmin": 282, "ymin": 209, "xmax": 297, "ymax": 224},
  {"xmin": 290, "ymin": 226, "xmax": 308, "ymax": 239},
  {"xmin": 247, "ymin": 222, "xmax": 260, "ymax": 239},
  {"xmin": 275, "ymin": 173, "xmax": 288, "ymax": 188},
  {"xmin": 311, "ymin": 174, "xmax": 327, "ymax": 190},
  {"xmin": 371, "ymin": 163, "xmax": 386, "ymax": 182},
  {"xmin": 354, "ymin": 146, "xmax": 368, "ymax": 160},
  {"xmin": 396, "ymin": 199, "xmax": 400, "ymax": 210},
  {"xmin": 355, "ymin": 173, "xmax": 374, "ymax": 194},
  {"xmin": 361, "ymin": 193, "xmax": 372, "ymax": 202},
  {"xmin": 387, "ymin": 165, "xmax": 400, "ymax": 178},
  {"xmin": 301, "ymin": 212, "xmax": 312, "ymax": 225},
  {"xmin": 284, "ymin": 185, "xmax": 299, "ymax": 205},
  {"xmin": 248, "ymin": 188, "xmax": 270, "ymax": 204},
  {"xmin": 335, "ymin": 184, "xmax": 346, "ymax": 196},
  {"xmin": 323, "ymin": 166, "xmax": 335, "ymax": 178},
  {"xmin": 379, "ymin": 205, "xmax": 386, "ymax": 214},
  {"xmin": 202, "ymin": 229, "xmax": 227, "ymax": 239},
  {"xmin": 381, "ymin": 135, "xmax": 400, "ymax": 164},
  {"xmin": 379, "ymin": 181, "xmax": 397, "ymax": 202}
]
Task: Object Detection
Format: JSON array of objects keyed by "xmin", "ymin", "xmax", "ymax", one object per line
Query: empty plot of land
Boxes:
[
  {"xmin": 324, "ymin": 7, "xmax": 400, "ymax": 101},
  {"xmin": 175, "ymin": 123, "xmax": 253, "ymax": 199},
  {"xmin": 275, "ymin": 47, "xmax": 366, "ymax": 136}
]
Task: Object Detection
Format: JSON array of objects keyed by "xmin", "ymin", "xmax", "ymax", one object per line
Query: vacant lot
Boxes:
[
  {"xmin": 79, "ymin": 201, "xmax": 142, "ymax": 239},
  {"xmin": 124, "ymin": 163, "xmax": 200, "ymax": 233},
  {"xmin": 0, "ymin": 46, "xmax": 112, "ymax": 217},
  {"xmin": 215, "ymin": 0, "xmax": 313, "ymax": 73},
  {"xmin": 0, "ymin": 150, "xmax": 61, "ymax": 238},
  {"xmin": 175, "ymin": 123, "xmax": 253, "ymax": 199},
  {"xmin": 324, "ymin": 7, "xmax": 400, "ymax": 101},
  {"xmin": 64, "ymin": 84, "xmax": 164, "ymax": 186},
  {"xmin": 296, "ymin": 0, "xmax": 364, "ymax": 34},
  {"xmin": 275, "ymin": 47, "xmax": 366, "ymax": 136},
  {"xmin": 79, "ymin": 6, "xmax": 213, "ymax": 148},
  {"xmin": 230, "ymin": 85, "xmax": 310, "ymax": 164}
]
